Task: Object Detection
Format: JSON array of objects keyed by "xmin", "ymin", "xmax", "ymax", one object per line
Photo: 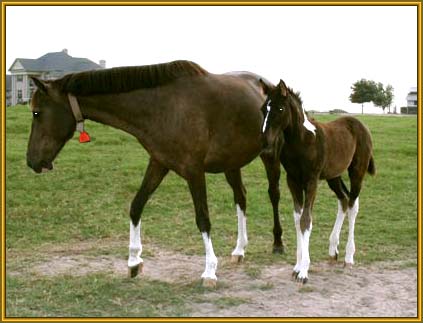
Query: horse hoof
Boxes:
[
  {"xmin": 202, "ymin": 278, "xmax": 217, "ymax": 288},
  {"xmin": 291, "ymin": 271, "xmax": 299, "ymax": 280},
  {"xmin": 297, "ymin": 277, "xmax": 308, "ymax": 285},
  {"xmin": 329, "ymin": 254, "xmax": 338, "ymax": 265},
  {"xmin": 128, "ymin": 263, "xmax": 144, "ymax": 278},
  {"xmin": 344, "ymin": 262, "xmax": 353, "ymax": 270},
  {"xmin": 272, "ymin": 245, "xmax": 285, "ymax": 254},
  {"xmin": 231, "ymin": 255, "xmax": 244, "ymax": 263}
]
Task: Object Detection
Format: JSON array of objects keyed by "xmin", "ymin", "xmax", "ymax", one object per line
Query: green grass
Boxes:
[
  {"xmin": 6, "ymin": 273, "xmax": 194, "ymax": 317},
  {"xmin": 5, "ymin": 106, "xmax": 419, "ymax": 317}
]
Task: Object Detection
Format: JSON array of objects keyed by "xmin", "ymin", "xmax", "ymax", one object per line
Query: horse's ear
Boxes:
[
  {"xmin": 30, "ymin": 77, "xmax": 49, "ymax": 94},
  {"xmin": 278, "ymin": 79, "xmax": 288, "ymax": 97},
  {"xmin": 259, "ymin": 78, "xmax": 271, "ymax": 95}
]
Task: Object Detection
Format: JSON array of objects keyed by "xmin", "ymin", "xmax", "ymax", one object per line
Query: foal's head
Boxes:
[
  {"xmin": 26, "ymin": 78, "xmax": 76, "ymax": 173},
  {"xmin": 259, "ymin": 79, "xmax": 292, "ymax": 152}
]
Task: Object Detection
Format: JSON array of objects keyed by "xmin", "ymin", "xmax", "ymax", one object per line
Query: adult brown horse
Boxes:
[
  {"xmin": 260, "ymin": 79, "xmax": 375, "ymax": 284},
  {"xmin": 26, "ymin": 60, "xmax": 284, "ymax": 287}
]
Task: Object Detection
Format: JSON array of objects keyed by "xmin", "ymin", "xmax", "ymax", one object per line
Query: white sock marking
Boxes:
[
  {"xmin": 297, "ymin": 226, "xmax": 312, "ymax": 280},
  {"xmin": 231, "ymin": 204, "xmax": 248, "ymax": 257},
  {"xmin": 201, "ymin": 232, "xmax": 218, "ymax": 280},
  {"xmin": 345, "ymin": 198, "xmax": 359, "ymax": 264},
  {"xmin": 329, "ymin": 200, "xmax": 346, "ymax": 257},
  {"xmin": 128, "ymin": 220, "xmax": 143, "ymax": 268},
  {"xmin": 293, "ymin": 210, "xmax": 303, "ymax": 273},
  {"xmin": 262, "ymin": 102, "xmax": 271, "ymax": 133}
]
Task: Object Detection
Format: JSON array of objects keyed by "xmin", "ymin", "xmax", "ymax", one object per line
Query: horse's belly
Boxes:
[{"xmin": 204, "ymin": 143, "xmax": 261, "ymax": 173}]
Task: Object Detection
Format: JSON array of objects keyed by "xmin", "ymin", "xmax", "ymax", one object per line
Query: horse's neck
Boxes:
[
  {"xmin": 78, "ymin": 92, "xmax": 155, "ymax": 139},
  {"xmin": 284, "ymin": 99, "xmax": 308, "ymax": 142}
]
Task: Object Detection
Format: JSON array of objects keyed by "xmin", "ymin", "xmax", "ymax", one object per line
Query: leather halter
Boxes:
[{"xmin": 68, "ymin": 93, "xmax": 90, "ymax": 143}]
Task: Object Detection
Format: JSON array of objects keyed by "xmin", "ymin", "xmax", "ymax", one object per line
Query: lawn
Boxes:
[{"xmin": 3, "ymin": 105, "xmax": 419, "ymax": 317}]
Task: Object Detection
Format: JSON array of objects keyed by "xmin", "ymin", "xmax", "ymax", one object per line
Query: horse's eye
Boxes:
[{"xmin": 33, "ymin": 111, "xmax": 40, "ymax": 118}]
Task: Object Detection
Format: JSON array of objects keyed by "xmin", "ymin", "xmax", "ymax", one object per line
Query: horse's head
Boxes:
[
  {"xmin": 26, "ymin": 77, "xmax": 76, "ymax": 173},
  {"xmin": 259, "ymin": 79, "xmax": 291, "ymax": 154}
]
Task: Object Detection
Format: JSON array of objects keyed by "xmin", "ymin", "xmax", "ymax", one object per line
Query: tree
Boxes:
[
  {"xmin": 373, "ymin": 83, "xmax": 394, "ymax": 113},
  {"xmin": 349, "ymin": 79, "xmax": 378, "ymax": 114}
]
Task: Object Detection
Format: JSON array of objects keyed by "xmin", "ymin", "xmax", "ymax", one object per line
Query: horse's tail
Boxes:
[{"xmin": 367, "ymin": 155, "xmax": 376, "ymax": 176}]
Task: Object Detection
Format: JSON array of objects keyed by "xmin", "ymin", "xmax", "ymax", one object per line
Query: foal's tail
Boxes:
[{"xmin": 367, "ymin": 155, "xmax": 376, "ymax": 176}]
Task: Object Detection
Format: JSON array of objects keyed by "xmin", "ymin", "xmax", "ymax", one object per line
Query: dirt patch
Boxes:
[{"xmin": 8, "ymin": 241, "xmax": 418, "ymax": 318}]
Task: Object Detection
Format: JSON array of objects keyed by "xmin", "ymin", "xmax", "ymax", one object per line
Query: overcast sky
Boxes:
[{"xmin": 6, "ymin": 5, "xmax": 418, "ymax": 113}]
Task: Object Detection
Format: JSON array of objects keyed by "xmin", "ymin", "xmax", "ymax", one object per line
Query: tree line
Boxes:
[{"xmin": 350, "ymin": 79, "xmax": 394, "ymax": 114}]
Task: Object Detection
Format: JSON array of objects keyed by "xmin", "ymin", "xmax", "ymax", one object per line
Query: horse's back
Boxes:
[{"xmin": 154, "ymin": 72, "xmax": 268, "ymax": 173}]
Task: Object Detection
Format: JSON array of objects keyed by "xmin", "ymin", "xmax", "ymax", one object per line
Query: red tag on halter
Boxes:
[{"xmin": 79, "ymin": 131, "xmax": 91, "ymax": 143}]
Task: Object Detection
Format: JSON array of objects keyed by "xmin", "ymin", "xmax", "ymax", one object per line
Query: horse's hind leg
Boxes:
[
  {"xmin": 260, "ymin": 153, "xmax": 284, "ymax": 254},
  {"xmin": 128, "ymin": 158, "xmax": 169, "ymax": 278},
  {"xmin": 327, "ymin": 177, "xmax": 349, "ymax": 264},
  {"xmin": 187, "ymin": 171, "xmax": 218, "ymax": 287},
  {"xmin": 225, "ymin": 169, "xmax": 248, "ymax": 263},
  {"xmin": 344, "ymin": 166, "xmax": 366, "ymax": 268}
]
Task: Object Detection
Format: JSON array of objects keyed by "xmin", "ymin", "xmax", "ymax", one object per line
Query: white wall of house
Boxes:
[
  {"xmin": 406, "ymin": 93, "xmax": 417, "ymax": 108},
  {"xmin": 10, "ymin": 73, "xmax": 39, "ymax": 106}
]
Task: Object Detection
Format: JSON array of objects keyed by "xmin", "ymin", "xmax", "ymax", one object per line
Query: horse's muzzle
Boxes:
[{"xmin": 27, "ymin": 158, "xmax": 53, "ymax": 174}]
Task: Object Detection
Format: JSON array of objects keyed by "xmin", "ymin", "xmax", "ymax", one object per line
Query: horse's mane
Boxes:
[
  {"xmin": 287, "ymin": 87, "xmax": 303, "ymax": 106},
  {"xmin": 58, "ymin": 60, "xmax": 208, "ymax": 96},
  {"xmin": 285, "ymin": 86, "xmax": 315, "ymax": 126}
]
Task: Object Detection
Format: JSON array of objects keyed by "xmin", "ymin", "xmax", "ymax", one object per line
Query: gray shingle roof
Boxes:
[{"xmin": 10, "ymin": 51, "xmax": 102, "ymax": 73}]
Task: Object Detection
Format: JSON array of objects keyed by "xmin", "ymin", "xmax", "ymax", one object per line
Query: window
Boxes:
[
  {"xmin": 17, "ymin": 75, "xmax": 23, "ymax": 82},
  {"xmin": 17, "ymin": 90, "xmax": 22, "ymax": 99}
]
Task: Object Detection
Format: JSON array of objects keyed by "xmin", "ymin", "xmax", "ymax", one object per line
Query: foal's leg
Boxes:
[
  {"xmin": 286, "ymin": 176, "xmax": 304, "ymax": 278},
  {"xmin": 224, "ymin": 169, "xmax": 248, "ymax": 263},
  {"xmin": 327, "ymin": 177, "xmax": 349, "ymax": 263},
  {"xmin": 187, "ymin": 172, "xmax": 218, "ymax": 287},
  {"xmin": 260, "ymin": 153, "xmax": 284, "ymax": 254},
  {"xmin": 128, "ymin": 158, "xmax": 169, "ymax": 278},
  {"xmin": 345, "ymin": 167, "xmax": 365, "ymax": 268},
  {"xmin": 295, "ymin": 179, "xmax": 318, "ymax": 284}
]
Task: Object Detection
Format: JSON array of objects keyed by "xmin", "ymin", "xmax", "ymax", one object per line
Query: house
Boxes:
[
  {"xmin": 401, "ymin": 87, "xmax": 418, "ymax": 114},
  {"xmin": 6, "ymin": 74, "xmax": 12, "ymax": 107},
  {"xmin": 7, "ymin": 49, "xmax": 105, "ymax": 106}
]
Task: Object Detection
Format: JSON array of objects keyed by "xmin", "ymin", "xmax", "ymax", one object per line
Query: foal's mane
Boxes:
[
  {"xmin": 285, "ymin": 86, "xmax": 315, "ymax": 129},
  {"xmin": 287, "ymin": 87, "xmax": 303, "ymax": 107},
  {"xmin": 58, "ymin": 60, "xmax": 208, "ymax": 96}
]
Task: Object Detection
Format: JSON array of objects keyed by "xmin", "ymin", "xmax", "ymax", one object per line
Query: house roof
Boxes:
[{"xmin": 9, "ymin": 50, "xmax": 102, "ymax": 73}]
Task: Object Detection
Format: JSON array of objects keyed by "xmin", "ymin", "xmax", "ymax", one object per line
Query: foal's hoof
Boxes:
[
  {"xmin": 202, "ymin": 278, "xmax": 217, "ymax": 288},
  {"xmin": 292, "ymin": 271, "xmax": 308, "ymax": 285},
  {"xmin": 128, "ymin": 263, "xmax": 144, "ymax": 278},
  {"xmin": 272, "ymin": 244, "xmax": 285, "ymax": 255},
  {"xmin": 329, "ymin": 253, "xmax": 338, "ymax": 265},
  {"xmin": 297, "ymin": 277, "xmax": 308, "ymax": 285},
  {"xmin": 231, "ymin": 255, "xmax": 244, "ymax": 263},
  {"xmin": 344, "ymin": 262, "xmax": 354, "ymax": 270}
]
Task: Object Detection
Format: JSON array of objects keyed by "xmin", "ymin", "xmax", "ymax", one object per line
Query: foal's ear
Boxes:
[
  {"xmin": 30, "ymin": 77, "xmax": 49, "ymax": 94},
  {"xmin": 259, "ymin": 78, "xmax": 272, "ymax": 95},
  {"xmin": 278, "ymin": 79, "xmax": 288, "ymax": 97}
]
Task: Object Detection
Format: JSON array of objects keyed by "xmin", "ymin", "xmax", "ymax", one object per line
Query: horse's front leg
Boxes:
[
  {"xmin": 187, "ymin": 171, "xmax": 218, "ymax": 288},
  {"xmin": 286, "ymin": 176, "xmax": 304, "ymax": 277},
  {"xmin": 128, "ymin": 158, "xmax": 169, "ymax": 278},
  {"xmin": 295, "ymin": 179, "xmax": 318, "ymax": 284},
  {"xmin": 224, "ymin": 169, "xmax": 248, "ymax": 263}
]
